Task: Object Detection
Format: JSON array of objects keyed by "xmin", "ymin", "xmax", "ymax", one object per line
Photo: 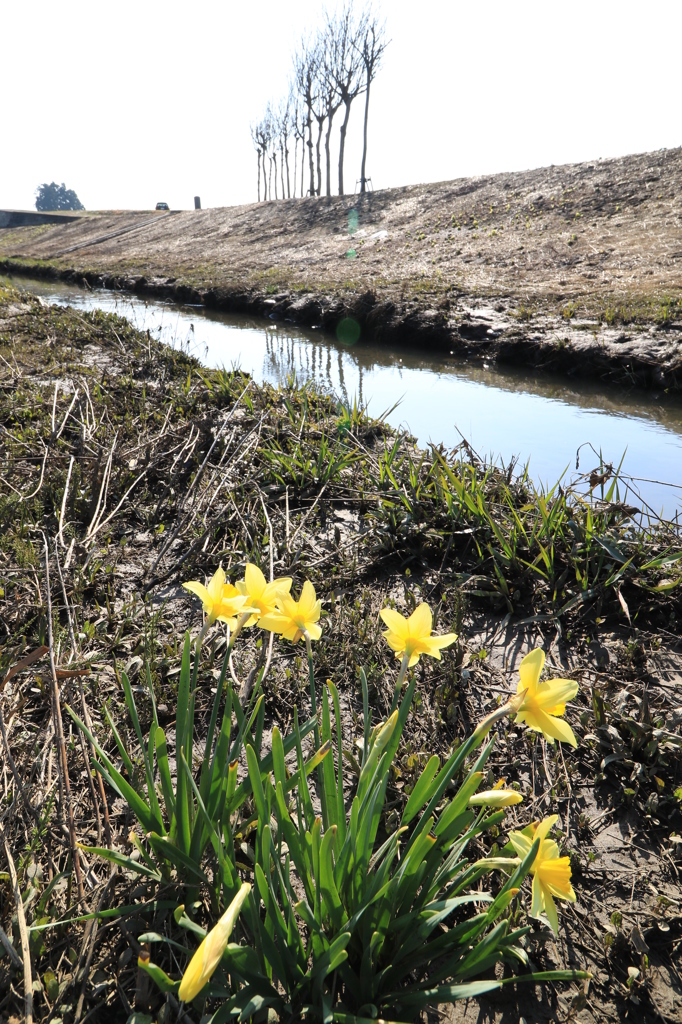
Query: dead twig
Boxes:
[
  {"xmin": 43, "ymin": 533, "xmax": 85, "ymax": 901},
  {"xmin": 4, "ymin": 840, "xmax": 33, "ymax": 1024},
  {"xmin": 58, "ymin": 455, "xmax": 75, "ymax": 549}
]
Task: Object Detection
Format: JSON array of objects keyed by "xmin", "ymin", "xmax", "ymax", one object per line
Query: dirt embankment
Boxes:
[{"xmin": 2, "ymin": 147, "xmax": 682, "ymax": 388}]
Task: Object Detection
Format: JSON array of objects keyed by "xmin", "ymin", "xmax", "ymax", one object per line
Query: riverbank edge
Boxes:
[{"xmin": 2, "ymin": 256, "xmax": 680, "ymax": 392}]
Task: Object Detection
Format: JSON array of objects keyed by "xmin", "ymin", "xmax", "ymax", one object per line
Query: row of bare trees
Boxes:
[{"xmin": 251, "ymin": 3, "xmax": 387, "ymax": 202}]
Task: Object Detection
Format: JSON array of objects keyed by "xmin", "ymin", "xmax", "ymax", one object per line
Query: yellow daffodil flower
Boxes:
[
  {"xmin": 380, "ymin": 603, "xmax": 457, "ymax": 668},
  {"xmin": 258, "ymin": 580, "xmax": 322, "ymax": 642},
  {"xmin": 469, "ymin": 789, "xmax": 523, "ymax": 808},
  {"xmin": 178, "ymin": 883, "xmax": 251, "ymax": 1002},
  {"xmin": 235, "ymin": 563, "xmax": 292, "ymax": 626},
  {"xmin": 183, "ymin": 567, "xmax": 257, "ymax": 629},
  {"xmin": 182, "ymin": 567, "xmax": 249, "ymax": 627},
  {"xmin": 514, "ymin": 648, "xmax": 578, "ymax": 747},
  {"xmin": 508, "ymin": 815, "xmax": 575, "ymax": 935}
]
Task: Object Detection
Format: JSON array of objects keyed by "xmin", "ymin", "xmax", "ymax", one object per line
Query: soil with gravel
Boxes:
[{"xmin": 2, "ymin": 147, "xmax": 682, "ymax": 390}]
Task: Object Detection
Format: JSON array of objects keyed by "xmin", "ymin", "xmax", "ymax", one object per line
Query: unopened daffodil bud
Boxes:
[
  {"xmin": 469, "ymin": 789, "xmax": 523, "ymax": 808},
  {"xmin": 178, "ymin": 883, "xmax": 251, "ymax": 1002}
]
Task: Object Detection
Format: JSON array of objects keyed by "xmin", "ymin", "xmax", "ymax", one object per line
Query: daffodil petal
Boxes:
[
  {"xmin": 417, "ymin": 639, "xmax": 442, "ymax": 660},
  {"xmin": 307, "ymin": 622, "xmax": 322, "ymax": 642},
  {"xmin": 533, "ymin": 678, "xmax": 579, "ymax": 710},
  {"xmin": 518, "ymin": 648, "xmax": 544, "ymax": 693},
  {"xmin": 380, "ymin": 608, "xmax": 409, "ymax": 639},
  {"xmin": 207, "ymin": 567, "xmax": 226, "ymax": 603},
  {"xmin": 244, "ymin": 563, "xmax": 266, "ymax": 597},
  {"xmin": 532, "ymin": 709, "xmax": 578, "ymax": 747},
  {"xmin": 531, "ymin": 871, "xmax": 544, "ymax": 919},
  {"xmin": 534, "ymin": 814, "xmax": 559, "ymax": 843},
  {"xmin": 183, "ymin": 581, "xmax": 211, "ymax": 606},
  {"xmin": 276, "ymin": 594, "xmax": 296, "ymax": 618},
  {"xmin": 508, "ymin": 830, "xmax": 533, "ymax": 860},
  {"xmin": 383, "ymin": 630, "xmax": 406, "ymax": 654},
  {"xmin": 273, "ymin": 576, "xmax": 293, "ymax": 595},
  {"xmin": 543, "ymin": 887, "xmax": 559, "ymax": 934},
  {"xmin": 299, "ymin": 580, "xmax": 317, "ymax": 614},
  {"xmin": 407, "ymin": 602, "xmax": 432, "ymax": 639},
  {"xmin": 424, "ymin": 631, "xmax": 458, "ymax": 651},
  {"xmin": 258, "ymin": 613, "xmax": 288, "ymax": 634}
]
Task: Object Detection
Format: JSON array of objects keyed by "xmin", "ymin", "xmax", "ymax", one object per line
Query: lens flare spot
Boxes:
[{"xmin": 336, "ymin": 317, "xmax": 361, "ymax": 346}]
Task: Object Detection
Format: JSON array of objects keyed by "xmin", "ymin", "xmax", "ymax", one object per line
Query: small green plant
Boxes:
[
  {"xmin": 135, "ymin": 596, "xmax": 586, "ymax": 1020},
  {"xmin": 67, "ymin": 629, "xmax": 319, "ymax": 895},
  {"xmin": 141, "ymin": 672, "xmax": 586, "ymax": 1019}
]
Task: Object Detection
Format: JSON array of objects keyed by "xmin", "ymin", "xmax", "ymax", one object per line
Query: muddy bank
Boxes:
[
  {"xmin": 4, "ymin": 256, "xmax": 682, "ymax": 391},
  {"xmin": 2, "ymin": 146, "xmax": 682, "ymax": 389}
]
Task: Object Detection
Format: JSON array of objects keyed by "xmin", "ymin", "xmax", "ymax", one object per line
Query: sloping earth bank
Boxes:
[{"xmin": 2, "ymin": 146, "xmax": 682, "ymax": 389}]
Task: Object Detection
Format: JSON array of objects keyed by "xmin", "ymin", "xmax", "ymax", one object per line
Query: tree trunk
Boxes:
[
  {"xmin": 338, "ymin": 98, "xmax": 352, "ymax": 195},
  {"xmin": 301, "ymin": 139, "xmax": 305, "ymax": 197},
  {"xmin": 257, "ymin": 151, "xmax": 261, "ymax": 202},
  {"xmin": 324, "ymin": 110, "xmax": 336, "ymax": 197},
  {"xmin": 285, "ymin": 142, "xmax": 291, "ymax": 198},
  {"xmin": 268, "ymin": 157, "xmax": 272, "ymax": 201},
  {"xmin": 280, "ymin": 142, "xmax": 286, "ymax": 198},
  {"xmin": 307, "ymin": 114, "xmax": 315, "ymax": 197},
  {"xmin": 293, "ymin": 137, "xmax": 298, "ymax": 199},
  {"xmin": 360, "ymin": 78, "xmax": 371, "ymax": 194},
  {"xmin": 315, "ymin": 120, "xmax": 324, "ymax": 197},
  {"xmin": 273, "ymin": 152, "xmax": 278, "ymax": 200}
]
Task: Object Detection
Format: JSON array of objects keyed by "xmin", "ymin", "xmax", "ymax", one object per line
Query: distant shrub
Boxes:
[{"xmin": 35, "ymin": 182, "xmax": 85, "ymax": 211}]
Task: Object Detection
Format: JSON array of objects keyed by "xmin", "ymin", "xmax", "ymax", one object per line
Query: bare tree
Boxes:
[
  {"xmin": 292, "ymin": 94, "xmax": 305, "ymax": 198},
  {"xmin": 262, "ymin": 103, "xmax": 280, "ymax": 201},
  {"xmin": 279, "ymin": 91, "xmax": 293, "ymax": 198},
  {"xmin": 294, "ymin": 38, "xmax": 320, "ymax": 197},
  {"xmin": 311, "ymin": 57, "xmax": 327, "ymax": 196},
  {"xmin": 326, "ymin": 3, "xmax": 366, "ymax": 195},
  {"xmin": 357, "ymin": 11, "xmax": 388, "ymax": 193},
  {"xmin": 254, "ymin": 3, "xmax": 388, "ymax": 202},
  {"xmin": 252, "ymin": 118, "xmax": 270, "ymax": 201},
  {"xmin": 319, "ymin": 22, "xmax": 344, "ymax": 196}
]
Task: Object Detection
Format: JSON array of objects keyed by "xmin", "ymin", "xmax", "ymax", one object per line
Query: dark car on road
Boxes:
[{"xmin": 155, "ymin": 202, "xmax": 169, "ymax": 211}]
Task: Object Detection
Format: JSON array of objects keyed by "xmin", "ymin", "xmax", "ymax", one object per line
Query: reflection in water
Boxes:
[{"xmin": 3, "ymin": 274, "xmax": 681, "ymax": 517}]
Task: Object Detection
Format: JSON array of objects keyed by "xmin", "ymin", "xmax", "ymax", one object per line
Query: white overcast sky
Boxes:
[{"xmin": 3, "ymin": 0, "xmax": 681, "ymax": 211}]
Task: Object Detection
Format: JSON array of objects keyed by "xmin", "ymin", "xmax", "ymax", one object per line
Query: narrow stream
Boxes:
[{"xmin": 4, "ymin": 274, "xmax": 681, "ymax": 518}]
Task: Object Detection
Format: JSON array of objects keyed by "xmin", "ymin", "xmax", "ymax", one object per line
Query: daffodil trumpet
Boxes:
[{"xmin": 509, "ymin": 815, "xmax": 576, "ymax": 934}]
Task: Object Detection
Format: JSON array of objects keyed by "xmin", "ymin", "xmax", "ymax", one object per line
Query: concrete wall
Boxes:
[{"xmin": 0, "ymin": 210, "xmax": 83, "ymax": 228}]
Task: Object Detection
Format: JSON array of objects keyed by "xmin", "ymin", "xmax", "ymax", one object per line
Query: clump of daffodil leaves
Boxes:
[{"xmin": 72, "ymin": 565, "xmax": 587, "ymax": 1019}]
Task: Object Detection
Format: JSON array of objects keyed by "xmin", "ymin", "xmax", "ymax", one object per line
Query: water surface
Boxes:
[{"xmin": 4, "ymin": 274, "xmax": 681, "ymax": 517}]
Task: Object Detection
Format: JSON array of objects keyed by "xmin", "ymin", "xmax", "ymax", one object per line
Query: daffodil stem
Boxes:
[
  {"xmin": 305, "ymin": 631, "xmax": 329, "ymax": 829},
  {"xmin": 195, "ymin": 619, "xmax": 211, "ymax": 651},
  {"xmin": 203, "ymin": 615, "xmax": 250, "ymax": 791},
  {"xmin": 390, "ymin": 653, "xmax": 411, "ymax": 714}
]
